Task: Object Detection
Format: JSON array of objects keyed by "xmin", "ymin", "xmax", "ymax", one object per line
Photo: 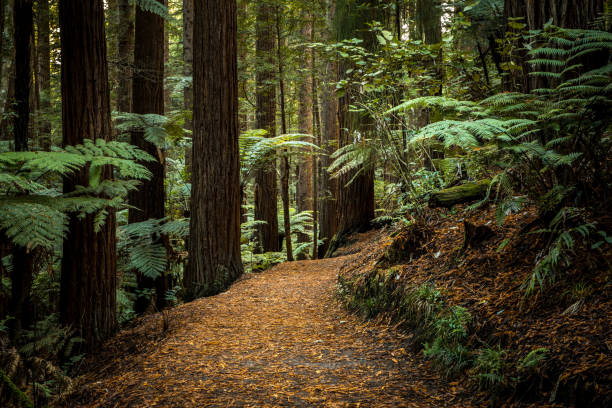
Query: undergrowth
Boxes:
[{"xmin": 337, "ymin": 269, "xmax": 552, "ymax": 402}]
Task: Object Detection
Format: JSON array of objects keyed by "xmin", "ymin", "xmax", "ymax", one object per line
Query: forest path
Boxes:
[{"xmin": 73, "ymin": 254, "xmax": 464, "ymax": 407}]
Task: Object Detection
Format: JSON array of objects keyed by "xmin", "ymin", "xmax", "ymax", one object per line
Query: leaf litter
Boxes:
[{"xmin": 66, "ymin": 236, "xmax": 470, "ymax": 407}]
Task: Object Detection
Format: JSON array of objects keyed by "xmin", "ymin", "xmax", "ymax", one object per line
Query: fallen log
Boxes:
[{"xmin": 429, "ymin": 179, "xmax": 490, "ymax": 208}]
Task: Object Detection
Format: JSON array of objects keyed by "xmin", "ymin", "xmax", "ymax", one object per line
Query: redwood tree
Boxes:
[
  {"xmin": 335, "ymin": 0, "xmax": 376, "ymax": 236},
  {"xmin": 37, "ymin": 0, "xmax": 51, "ymax": 149},
  {"xmin": 116, "ymin": 0, "xmax": 134, "ymax": 113},
  {"xmin": 129, "ymin": 0, "xmax": 168, "ymax": 314},
  {"xmin": 254, "ymin": 0, "xmax": 280, "ymax": 253},
  {"xmin": 59, "ymin": 0, "xmax": 117, "ymax": 348},
  {"xmin": 186, "ymin": 0, "xmax": 243, "ymax": 298},
  {"xmin": 9, "ymin": 0, "xmax": 33, "ymax": 339}
]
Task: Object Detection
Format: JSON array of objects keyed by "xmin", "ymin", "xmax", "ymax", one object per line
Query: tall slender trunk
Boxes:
[
  {"xmin": 276, "ymin": 5, "xmax": 293, "ymax": 262},
  {"xmin": 254, "ymin": 0, "xmax": 279, "ymax": 253},
  {"xmin": 295, "ymin": 15, "xmax": 313, "ymax": 257},
  {"xmin": 37, "ymin": 0, "xmax": 51, "ymax": 149},
  {"xmin": 130, "ymin": 0, "xmax": 168, "ymax": 314},
  {"xmin": 311, "ymin": 23, "xmax": 320, "ymax": 260},
  {"xmin": 0, "ymin": 0, "xmax": 5, "ymax": 84},
  {"xmin": 183, "ymin": 0, "xmax": 193, "ymax": 179},
  {"xmin": 187, "ymin": 0, "xmax": 243, "ymax": 299},
  {"xmin": 59, "ymin": 0, "xmax": 117, "ymax": 349},
  {"xmin": 296, "ymin": 17, "xmax": 313, "ymax": 216},
  {"xmin": 9, "ymin": 0, "xmax": 33, "ymax": 340},
  {"xmin": 117, "ymin": 0, "xmax": 134, "ymax": 112},
  {"xmin": 0, "ymin": 60, "xmax": 15, "ymax": 141}
]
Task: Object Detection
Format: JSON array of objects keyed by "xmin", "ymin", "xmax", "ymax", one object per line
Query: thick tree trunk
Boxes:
[
  {"xmin": 13, "ymin": 0, "xmax": 31, "ymax": 153},
  {"xmin": 334, "ymin": 0, "xmax": 376, "ymax": 236},
  {"xmin": 116, "ymin": 0, "xmax": 134, "ymax": 112},
  {"xmin": 59, "ymin": 0, "xmax": 117, "ymax": 349},
  {"xmin": 9, "ymin": 0, "xmax": 33, "ymax": 339},
  {"xmin": 319, "ymin": 1, "xmax": 339, "ymax": 258},
  {"xmin": 130, "ymin": 0, "xmax": 168, "ymax": 314},
  {"xmin": 37, "ymin": 0, "xmax": 51, "ymax": 149},
  {"xmin": 254, "ymin": 1, "xmax": 279, "ymax": 253},
  {"xmin": 186, "ymin": 0, "xmax": 243, "ymax": 299}
]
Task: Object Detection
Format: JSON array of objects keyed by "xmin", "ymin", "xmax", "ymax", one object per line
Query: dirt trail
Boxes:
[{"xmin": 71, "ymin": 252, "xmax": 467, "ymax": 407}]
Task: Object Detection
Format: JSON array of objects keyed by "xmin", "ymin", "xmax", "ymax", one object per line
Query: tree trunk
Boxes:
[
  {"xmin": 130, "ymin": 0, "xmax": 168, "ymax": 314},
  {"xmin": 276, "ymin": 5, "xmax": 293, "ymax": 262},
  {"xmin": 311, "ymin": 24, "xmax": 319, "ymax": 260},
  {"xmin": 186, "ymin": 0, "xmax": 243, "ymax": 299},
  {"xmin": 37, "ymin": 0, "xmax": 51, "ymax": 150},
  {"xmin": 9, "ymin": 0, "xmax": 33, "ymax": 339},
  {"xmin": 183, "ymin": 0, "xmax": 193, "ymax": 177},
  {"xmin": 296, "ymin": 18, "xmax": 313, "ymax": 216},
  {"xmin": 319, "ymin": 0, "xmax": 339, "ymax": 257},
  {"xmin": 237, "ymin": 0, "xmax": 248, "ymax": 132},
  {"xmin": 335, "ymin": 0, "xmax": 376, "ymax": 236},
  {"xmin": 254, "ymin": 0, "xmax": 279, "ymax": 253},
  {"xmin": 116, "ymin": 0, "xmax": 134, "ymax": 112},
  {"xmin": 0, "ymin": 0, "xmax": 5, "ymax": 84},
  {"xmin": 237, "ymin": 1, "xmax": 248, "ymax": 224},
  {"xmin": 59, "ymin": 0, "xmax": 117, "ymax": 349},
  {"xmin": 0, "ymin": 60, "xmax": 15, "ymax": 141}
]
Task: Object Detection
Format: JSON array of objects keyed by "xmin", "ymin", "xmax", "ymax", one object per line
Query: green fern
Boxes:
[{"xmin": 0, "ymin": 140, "xmax": 153, "ymax": 250}]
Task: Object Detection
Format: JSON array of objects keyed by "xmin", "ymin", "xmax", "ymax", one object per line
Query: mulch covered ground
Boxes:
[
  {"xmin": 66, "ymin": 237, "xmax": 474, "ymax": 407},
  {"xmin": 339, "ymin": 205, "xmax": 612, "ymax": 406}
]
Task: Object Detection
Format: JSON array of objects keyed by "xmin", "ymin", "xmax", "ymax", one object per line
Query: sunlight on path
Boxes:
[{"xmin": 74, "ymin": 256, "xmax": 462, "ymax": 407}]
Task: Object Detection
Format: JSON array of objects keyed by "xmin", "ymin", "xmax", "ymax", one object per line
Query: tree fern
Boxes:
[{"xmin": 0, "ymin": 140, "xmax": 153, "ymax": 250}]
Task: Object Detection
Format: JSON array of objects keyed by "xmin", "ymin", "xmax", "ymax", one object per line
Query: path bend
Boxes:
[{"xmin": 72, "ymin": 254, "xmax": 462, "ymax": 407}]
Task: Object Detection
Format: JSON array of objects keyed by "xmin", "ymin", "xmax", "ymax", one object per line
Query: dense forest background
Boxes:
[{"xmin": 0, "ymin": 0, "xmax": 610, "ymax": 406}]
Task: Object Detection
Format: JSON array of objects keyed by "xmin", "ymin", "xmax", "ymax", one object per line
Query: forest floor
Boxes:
[{"xmin": 66, "ymin": 233, "xmax": 473, "ymax": 408}]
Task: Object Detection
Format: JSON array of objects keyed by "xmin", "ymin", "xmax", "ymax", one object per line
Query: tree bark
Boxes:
[
  {"xmin": 59, "ymin": 0, "xmax": 117, "ymax": 348},
  {"xmin": 311, "ymin": 22, "xmax": 320, "ymax": 260},
  {"xmin": 335, "ymin": 0, "xmax": 376, "ymax": 236},
  {"xmin": 37, "ymin": 0, "xmax": 51, "ymax": 149},
  {"xmin": 183, "ymin": 0, "xmax": 193, "ymax": 178},
  {"xmin": 130, "ymin": 0, "xmax": 168, "ymax": 314},
  {"xmin": 254, "ymin": 0, "xmax": 279, "ymax": 253},
  {"xmin": 186, "ymin": 0, "xmax": 243, "ymax": 299},
  {"xmin": 296, "ymin": 18, "xmax": 313, "ymax": 216},
  {"xmin": 116, "ymin": 0, "xmax": 134, "ymax": 112},
  {"xmin": 276, "ymin": 5, "xmax": 293, "ymax": 262},
  {"xmin": 0, "ymin": 0, "xmax": 5, "ymax": 84},
  {"xmin": 319, "ymin": 0, "xmax": 339, "ymax": 257},
  {"xmin": 9, "ymin": 0, "xmax": 33, "ymax": 339}
]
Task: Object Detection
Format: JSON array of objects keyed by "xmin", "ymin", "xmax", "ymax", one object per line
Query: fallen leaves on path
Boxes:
[{"xmin": 67, "ymin": 241, "xmax": 472, "ymax": 407}]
